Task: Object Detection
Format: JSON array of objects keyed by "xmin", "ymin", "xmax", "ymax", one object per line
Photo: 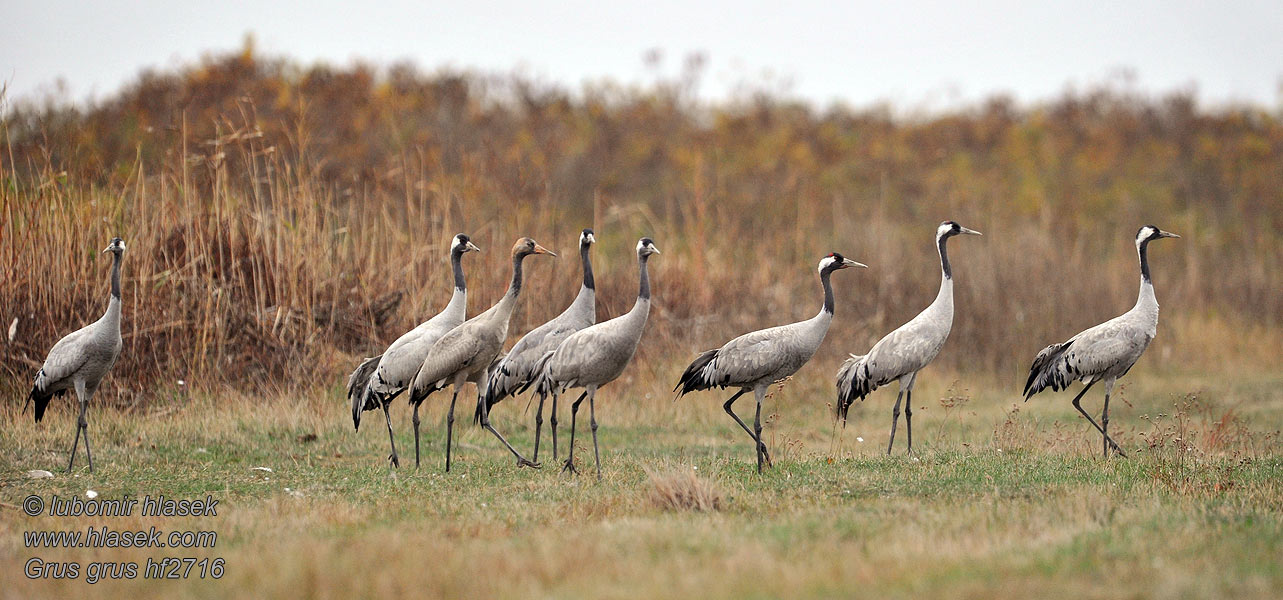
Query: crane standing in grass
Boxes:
[
  {"xmin": 346, "ymin": 233, "xmax": 480, "ymax": 468},
  {"xmin": 1023, "ymin": 225, "xmax": 1180, "ymax": 458},
  {"xmin": 536, "ymin": 238, "xmax": 660, "ymax": 479},
  {"xmin": 26, "ymin": 237, "xmax": 128, "ymax": 473},
  {"xmin": 836, "ymin": 221, "xmax": 982, "ymax": 455},
  {"xmin": 480, "ymin": 228, "xmax": 597, "ymax": 463},
  {"xmin": 676, "ymin": 252, "xmax": 866, "ymax": 473},
  {"xmin": 408, "ymin": 237, "xmax": 556, "ymax": 471}
]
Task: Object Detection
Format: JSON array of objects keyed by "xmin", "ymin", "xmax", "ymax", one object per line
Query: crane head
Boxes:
[
  {"xmin": 452, "ymin": 233, "xmax": 481, "ymax": 254},
  {"xmin": 1137, "ymin": 225, "xmax": 1180, "ymax": 245},
  {"xmin": 102, "ymin": 237, "xmax": 127, "ymax": 255},
  {"xmin": 938, "ymin": 221, "xmax": 983, "ymax": 239},
  {"xmin": 580, "ymin": 229, "xmax": 596, "ymax": 248},
  {"xmin": 819, "ymin": 253, "xmax": 867, "ymax": 273},
  {"xmin": 637, "ymin": 237, "xmax": 660, "ymax": 257},
  {"xmin": 513, "ymin": 237, "xmax": 556, "ymax": 258}
]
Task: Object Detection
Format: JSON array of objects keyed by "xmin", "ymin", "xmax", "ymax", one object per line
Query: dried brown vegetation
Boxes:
[
  {"xmin": 3, "ymin": 46, "xmax": 1281, "ymax": 406},
  {"xmin": 645, "ymin": 466, "xmax": 723, "ymax": 512}
]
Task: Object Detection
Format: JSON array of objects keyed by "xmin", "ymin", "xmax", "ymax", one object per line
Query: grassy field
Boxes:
[
  {"xmin": 2, "ymin": 365, "xmax": 1280, "ymax": 599},
  {"xmin": 4, "ymin": 48, "xmax": 1283, "ymax": 599}
]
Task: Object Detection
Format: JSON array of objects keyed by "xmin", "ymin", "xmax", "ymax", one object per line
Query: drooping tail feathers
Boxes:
[
  {"xmin": 530, "ymin": 350, "xmax": 559, "ymax": 399},
  {"xmin": 835, "ymin": 354, "xmax": 873, "ymax": 422},
  {"xmin": 347, "ymin": 354, "xmax": 382, "ymax": 431},
  {"xmin": 26, "ymin": 384, "xmax": 63, "ymax": 423},
  {"xmin": 1023, "ymin": 340, "xmax": 1076, "ymax": 399},
  {"xmin": 474, "ymin": 354, "xmax": 508, "ymax": 424},
  {"xmin": 672, "ymin": 349, "xmax": 719, "ymax": 397}
]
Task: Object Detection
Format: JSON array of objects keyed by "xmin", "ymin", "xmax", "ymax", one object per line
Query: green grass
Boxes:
[{"xmin": 2, "ymin": 368, "xmax": 1281, "ymax": 599}]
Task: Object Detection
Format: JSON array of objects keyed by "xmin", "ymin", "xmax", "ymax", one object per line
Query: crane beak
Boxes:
[
  {"xmin": 1159, "ymin": 230, "xmax": 1181, "ymax": 239},
  {"xmin": 465, "ymin": 241, "xmax": 481, "ymax": 253},
  {"xmin": 650, "ymin": 246, "xmax": 661, "ymax": 255},
  {"xmin": 533, "ymin": 244, "xmax": 557, "ymax": 257},
  {"xmin": 841, "ymin": 259, "xmax": 867, "ymax": 269},
  {"xmin": 959, "ymin": 227, "xmax": 983, "ymax": 236}
]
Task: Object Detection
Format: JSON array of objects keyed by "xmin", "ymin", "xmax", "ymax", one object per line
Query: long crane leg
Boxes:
[
  {"xmin": 886, "ymin": 387, "xmax": 905, "ymax": 455},
  {"xmin": 723, "ymin": 389, "xmax": 772, "ymax": 467},
  {"xmin": 588, "ymin": 386, "xmax": 602, "ymax": 480},
  {"xmin": 381, "ymin": 397, "xmax": 400, "ymax": 468},
  {"xmin": 444, "ymin": 386, "xmax": 460, "ymax": 472},
  {"xmin": 753, "ymin": 386, "xmax": 766, "ymax": 474},
  {"xmin": 532, "ymin": 391, "xmax": 546, "ymax": 463},
  {"xmin": 1068, "ymin": 382, "xmax": 1128, "ymax": 458},
  {"xmin": 562, "ymin": 392, "xmax": 587, "ymax": 475},
  {"xmin": 479, "ymin": 393, "xmax": 539, "ymax": 468}
]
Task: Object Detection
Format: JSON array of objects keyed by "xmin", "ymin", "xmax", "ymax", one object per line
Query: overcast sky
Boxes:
[{"xmin": 3, "ymin": 0, "xmax": 1281, "ymax": 111}]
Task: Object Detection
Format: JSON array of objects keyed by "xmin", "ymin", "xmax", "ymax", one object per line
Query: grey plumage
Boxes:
[
  {"xmin": 407, "ymin": 237, "xmax": 555, "ymax": 471},
  {"xmin": 836, "ymin": 221, "xmax": 981, "ymax": 454},
  {"xmin": 27, "ymin": 237, "xmax": 127, "ymax": 473},
  {"xmin": 676, "ymin": 252, "xmax": 865, "ymax": 473},
  {"xmin": 480, "ymin": 229, "xmax": 596, "ymax": 434},
  {"xmin": 537, "ymin": 238, "xmax": 661, "ymax": 478},
  {"xmin": 346, "ymin": 233, "xmax": 479, "ymax": 468},
  {"xmin": 1023, "ymin": 225, "xmax": 1180, "ymax": 458}
]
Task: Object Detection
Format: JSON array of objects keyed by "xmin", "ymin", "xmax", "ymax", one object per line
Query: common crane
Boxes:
[
  {"xmin": 346, "ymin": 233, "xmax": 480, "ymax": 468},
  {"xmin": 676, "ymin": 253, "xmax": 866, "ymax": 473},
  {"xmin": 407, "ymin": 237, "xmax": 555, "ymax": 471},
  {"xmin": 535, "ymin": 238, "xmax": 660, "ymax": 479},
  {"xmin": 480, "ymin": 228, "xmax": 596, "ymax": 463},
  {"xmin": 1023, "ymin": 225, "xmax": 1180, "ymax": 458},
  {"xmin": 26, "ymin": 237, "xmax": 127, "ymax": 473},
  {"xmin": 836, "ymin": 221, "xmax": 982, "ymax": 455}
]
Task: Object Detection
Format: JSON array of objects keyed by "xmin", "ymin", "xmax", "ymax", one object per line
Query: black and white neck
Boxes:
[
  {"xmin": 632, "ymin": 238, "xmax": 659, "ymax": 310},
  {"xmin": 579, "ymin": 229, "xmax": 596, "ymax": 291},
  {"xmin": 814, "ymin": 253, "xmax": 865, "ymax": 319},
  {"xmin": 1133, "ymin": 225, "xmax": 1173, "ymax": 309},
  {"xmin": 451, "ymin": 240, "xmax": 469, "ymax": 292},
  {"xmin": 101, "ymin": 238, "xmax": 126, "ymax": 328},
  {"xmin": 636, "ymin": 252, "xmax": 651, "ymax": 303},
  {"xmin": 817, "ymin": 257, "xmax": 840, "ymax": 316},
  {"xmin": 936, "ymin": 225, "xmax": 954, "ymax": 281}
]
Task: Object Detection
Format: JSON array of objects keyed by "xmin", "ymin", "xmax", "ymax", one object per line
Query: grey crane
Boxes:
[
  {"xmin": 479, "ymin": 228, "xmax": 597, "ymax": 463},
  {"xmin": 534, "ymin": 238, "xmax": 660, "ymax": 478},
  {"xmin": 836, "ymin": 221, "xmax": 981, "ymax": 455},
  {"xmin": 26, "ymin": 237, "xmax": 127, "ymax": 473},
  {"xmin": 1023, "ymin": 225, "xmax": 1180, "ymax": 458},
  {"xmin": 346, "ymin": 233, "xmax": 480, "ymax": 468},
  {"xmin": 676, "ymin": 252, "xmax": 866, "ymax": 473},
  {"xmin": 407, "ymin": 237, "xmax": 555, "ymax": 471}
]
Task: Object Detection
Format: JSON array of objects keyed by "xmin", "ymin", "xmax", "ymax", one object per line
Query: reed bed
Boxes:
[{"xmin": 2, "ymin": 49, "xmax": 1281, "ymax": 407}]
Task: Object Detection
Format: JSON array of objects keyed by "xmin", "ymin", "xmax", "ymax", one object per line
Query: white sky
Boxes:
[{"xmin": 2, "ymin": 0, "xmax": 1281, "ymax": 111}]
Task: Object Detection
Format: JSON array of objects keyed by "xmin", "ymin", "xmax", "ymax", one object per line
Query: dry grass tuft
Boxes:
[{"xmin": 645, "ymin": 466, "xmax": 723, "ymax": 512}]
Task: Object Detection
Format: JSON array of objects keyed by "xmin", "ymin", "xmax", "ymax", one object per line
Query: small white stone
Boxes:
[
  {"xmin": 27, "ymin": 470, "xmax": 54, "ymax": 479},
  {"xmin": 856, "ymin": 437, "xmax": 864, "ymax": 443},
  {"xmin": 86, "ymin": 490, "xmax": 98, "ymax": 499},
  {"xmin": 251, "ymin": 466, "xmax": 273, "ymax": 473}
]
